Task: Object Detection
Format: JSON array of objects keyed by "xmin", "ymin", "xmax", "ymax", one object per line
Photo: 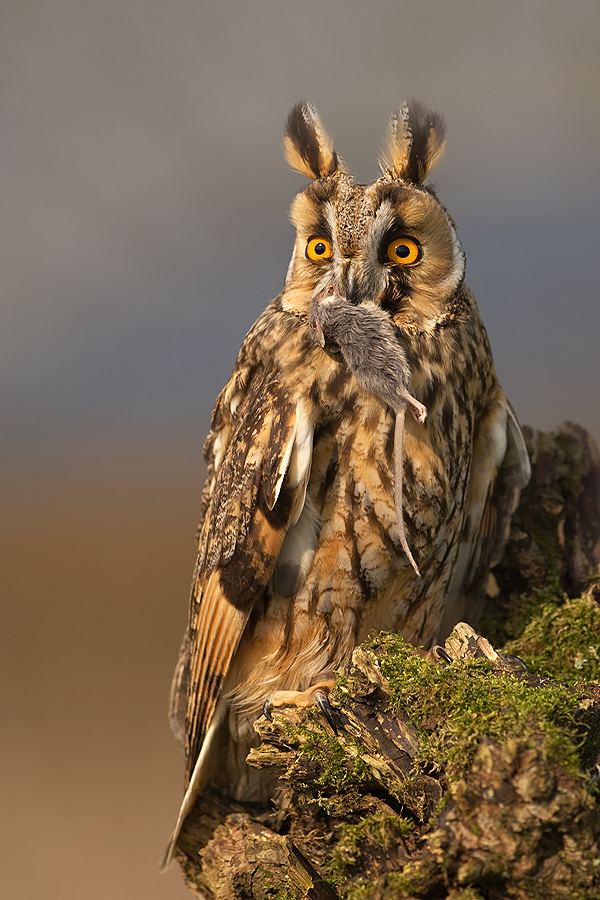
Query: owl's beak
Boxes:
[{"xmin": 344, "ymin": 273, "xmax": 359, "ymax": 306}]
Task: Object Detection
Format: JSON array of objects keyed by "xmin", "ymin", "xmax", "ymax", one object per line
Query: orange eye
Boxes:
[
  {"xmin": 386, "ymin": 237, "xmax": 420, "ymax": 265},
  {"xmin": 306, "ymin": 237, "xmax": 333, "ymax": 261}
]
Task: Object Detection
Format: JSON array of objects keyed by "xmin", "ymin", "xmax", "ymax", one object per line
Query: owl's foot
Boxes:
[
  {"xmin": 262, "ymin": 676, "xmax": 338, "ymax": 734},
  {"xmin": 432, "ymin": 641, "xmax": 530, "ymax": 675}
]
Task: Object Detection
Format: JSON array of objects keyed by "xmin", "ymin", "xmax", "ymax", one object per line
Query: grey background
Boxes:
[{"xmin": 1, "ymin": 2, "xmax": 598, "ymax": 898}]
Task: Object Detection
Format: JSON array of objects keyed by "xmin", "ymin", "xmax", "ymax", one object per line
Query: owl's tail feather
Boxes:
[
  {"xmin": 394, "ymin": 412, "xmax": 421, "ymax": 578},
  {"xmin": 159, "ymin": 703, "xmax": 225, "ymax": 871}
]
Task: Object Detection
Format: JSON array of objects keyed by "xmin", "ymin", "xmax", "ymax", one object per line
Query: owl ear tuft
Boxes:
[
  {"xmin": 284, "ymin": 102, "xmax": 346, "ymax": 180},
  {"xmin": 380, "ymin": 100, "xmax": 446, "ymax": 185}
]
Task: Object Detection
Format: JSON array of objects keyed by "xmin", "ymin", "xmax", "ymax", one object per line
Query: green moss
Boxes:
[
  {"xmin": 506, "ymin": 595, "xmax": 600, "ymax": 684},
  {"xmin": 280, "ymin": 706, "xmax": 373, "ymax": 812},
  {"xmin": 383, "ymin": 866, "xmax": 431, "ymax": 897},
  {"xmin": 326, "ymin": 812, "xmax": 413, "ymax": 882},
  {"xmin": 344, "ymin": 880, "xmax": 376, "ymax": 900},
  {"xmin": 323, "ymin": 813, "xmax": 415, "ymax": 899},
  {"xmin": 273, "ymin": 884, "xmax": 297, "ymax": 900},
  {"xmin": 368, "ymin": 632, "xmax": 583, "ymax": 780},
  {"xmin": 275, "ymin": 598, "xmax": 600, "ymax": 898}
]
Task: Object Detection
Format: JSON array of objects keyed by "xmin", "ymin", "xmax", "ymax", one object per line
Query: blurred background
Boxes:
[{"xmin": 1, "ymin": 1, "xmax": 599, "ymax": 897}]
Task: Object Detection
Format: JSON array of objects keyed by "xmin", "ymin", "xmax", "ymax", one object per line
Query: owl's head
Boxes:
[{"xmin": 281, "ymin": 101, "xmax": 465, "ymax": 330}]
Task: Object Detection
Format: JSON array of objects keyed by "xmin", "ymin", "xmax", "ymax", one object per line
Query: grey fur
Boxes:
[{"xmin": 309, "ymin": 288, "xmax": 427, "ymax": 576}]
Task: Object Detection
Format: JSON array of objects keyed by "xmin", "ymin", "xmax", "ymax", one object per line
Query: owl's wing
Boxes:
[
  {"xmin": 162, "ymin": 360, "xmax": 315, "ymax": 868},
  {"xmin": 486, "ymin": 402, "xmax": 532, "ymax": 568},
  {"xmin": 440, "ymin": 398, "xmax": 531, "ymax": 637}
]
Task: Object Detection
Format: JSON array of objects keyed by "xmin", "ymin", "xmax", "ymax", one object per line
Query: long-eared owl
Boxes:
[{"xmin": 163, "ymin": 99, "xmax": 531, "ymax": 866}]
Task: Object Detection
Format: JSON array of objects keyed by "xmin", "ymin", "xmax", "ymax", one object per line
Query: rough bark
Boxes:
[{"xmin": 172, "ymin": 423, "xmax": 600, "ymax": 900}]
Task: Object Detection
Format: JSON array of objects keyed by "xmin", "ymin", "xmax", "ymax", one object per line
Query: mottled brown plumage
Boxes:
[{"xmin": 162, "ymin": 100, "xmax": 531, "ymax": 867}]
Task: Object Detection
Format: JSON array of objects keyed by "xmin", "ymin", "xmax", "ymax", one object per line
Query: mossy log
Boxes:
[{"xmin": 173, "ymin": 423, "xmax": 600, "ymax": 900}]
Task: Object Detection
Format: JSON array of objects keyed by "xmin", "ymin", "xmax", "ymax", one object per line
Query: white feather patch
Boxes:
[
  {"xmin": 269, "ymin": 414, "xmax": 298, "ymax": 510},
  {"xmin": 268, "ymin": 398, "xmax": 315, "ymax": 522},
  {"xmin": 271, "ymin": 495, "xmax": 321, "ymax": 599},
  {"xmin": 286, "ymin": 398, "xmax": 315, "ymax": 525}
]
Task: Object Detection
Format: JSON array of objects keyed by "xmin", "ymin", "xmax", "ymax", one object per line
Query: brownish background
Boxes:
[{"xmin": 1, "ymin": 2, "xmax": 599, "ymax": 898}]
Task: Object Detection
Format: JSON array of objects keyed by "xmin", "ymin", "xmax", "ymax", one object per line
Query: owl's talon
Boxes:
[
  {"xmin": 502, "ymin": 653, "xmax": 530, "ymax": 673},
  {"xmin": 314, "ymin": 689, "xmax": 338, "ymax": 735},
  {"xmin": 432, "ymin": 644, "xmax": 453, "ymax": 666},
  {"xmin": 263, "ymin": 678, "xmax": 337, "ymax": 731}
]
